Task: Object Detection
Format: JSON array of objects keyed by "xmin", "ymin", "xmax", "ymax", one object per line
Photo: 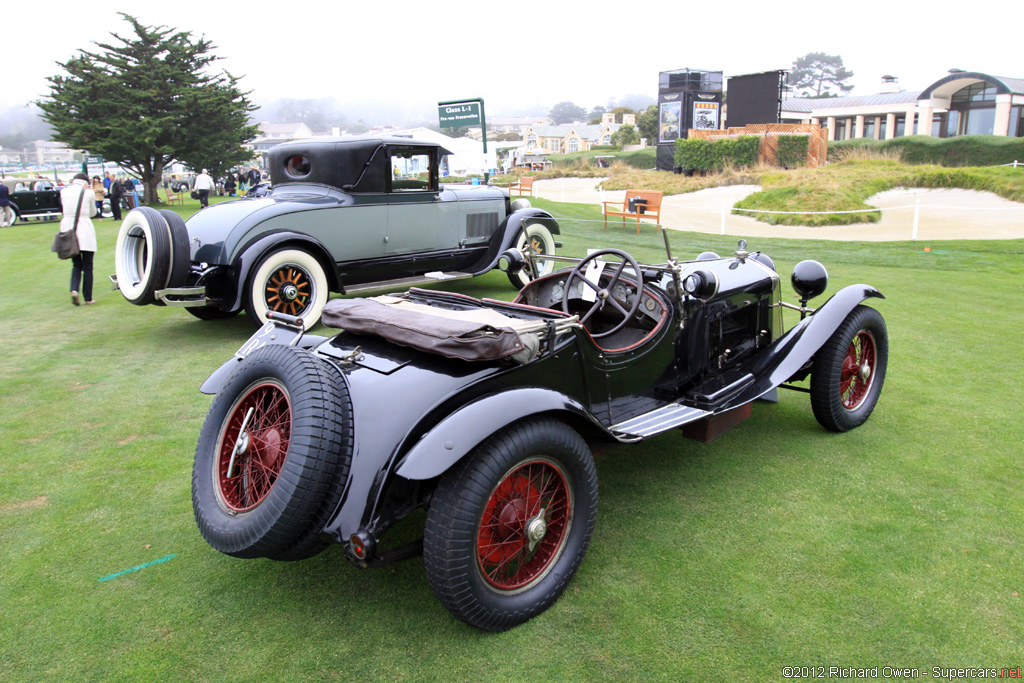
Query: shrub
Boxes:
[
  {"xmin": 829, "ymin": 135, "xmax": 1024, "ymax": 167},
  {"xmin": 776, "ymin": 135, "xmax": 810, "ymax": 169},
  {"xmin": 674, "ymin": 135, "xmax": 759, "ymax": 171}
]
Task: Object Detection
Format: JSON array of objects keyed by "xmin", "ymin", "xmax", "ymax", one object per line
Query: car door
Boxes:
[{"xmin": 384, "ymin": 147, "xmax": 457, "ymax": 258}]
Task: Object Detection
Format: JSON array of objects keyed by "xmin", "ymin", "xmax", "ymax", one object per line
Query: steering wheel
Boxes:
[{"xmin": 561, "ymin": 249, "xmax": 643, "ymax": 338}]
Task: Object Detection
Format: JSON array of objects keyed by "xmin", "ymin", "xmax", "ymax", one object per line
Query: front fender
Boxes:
[
  {"xmin": 733, "ymin": 284, "xmax": 884, "ymax": 407},
  {"xmin": 394, "ymin": 386, "xmax": 603, "ymax": 480}
]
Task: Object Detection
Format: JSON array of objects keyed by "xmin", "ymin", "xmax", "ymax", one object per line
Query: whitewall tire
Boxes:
[{"xmin": 245, "ymin": 248, "xmax": 329, "ymax": 328}]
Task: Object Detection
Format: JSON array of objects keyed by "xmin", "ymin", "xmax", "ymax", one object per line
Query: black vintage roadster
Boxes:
[{"xmin": 191, "ymin": 239, "xmax": 888, "ymax": 631}]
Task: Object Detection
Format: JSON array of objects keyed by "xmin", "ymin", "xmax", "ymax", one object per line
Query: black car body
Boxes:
[
  {"xmin": 191, "ymin": 242, "xmax": 888, "ymax": 631},
  {"xmin": 112, "ymin": 137, "xmax": 559, "ymax": 327},
  {"xmin": 1, "ymin": 178, "xmax": 63, "ymax": 223}
]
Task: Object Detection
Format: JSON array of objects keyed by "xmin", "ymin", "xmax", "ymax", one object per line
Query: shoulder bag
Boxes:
[{"xmin": 51, "ymin": 185, "xmax": 85, "ymax": 260}]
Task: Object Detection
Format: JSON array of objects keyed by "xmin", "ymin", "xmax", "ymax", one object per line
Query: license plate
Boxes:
[{"xmin": 234, "ymin": 321, "xmax": 302, "ymax": 360}]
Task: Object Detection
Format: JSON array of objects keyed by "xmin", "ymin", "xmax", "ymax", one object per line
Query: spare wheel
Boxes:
[
  {"xmin": 114, "ymin": 207, "xmax": 172, "ymax": 305},
  {"xmin": 157, "ymin": 209, "xmax": 193, "ymax": 289},
  {"xmin": 192, "ymin": 344, "xmax": 353, "ymax": 559}
]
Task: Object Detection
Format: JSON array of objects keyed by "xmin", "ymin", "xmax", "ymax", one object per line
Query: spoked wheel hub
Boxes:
[
  {"xmin": 265, "ymin": 266, "xmax": 311, "ymax": 316},
  {"xmin": 840, "ymin": 330, "xmax": 876, "ymax": 410},
  {"xmin": 476, "ymin": 458, "xmax": 572, "ymax": 592},
  {"xmin": 215, "ymin": 381, "xmax": 292, "ymax": 512}
]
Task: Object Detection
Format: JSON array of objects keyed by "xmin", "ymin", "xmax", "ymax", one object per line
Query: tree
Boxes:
[
  {"xmin": 39, "ymin": 14, "xmax": 259, "ymax": 204},
  {"xmin": 636, "ymin": 104, "xmax": 658, "ymax": 145},
  {"xmin": 790, "ymin": 52, "xmax": 854, "ymax": 98},
  {"xmin": 610, "ymin": 124, "xmax": 638, "ymax": 146},
  {"xmin": 549, "ymin": 101, "xmax": 587, "ymax": 124}
]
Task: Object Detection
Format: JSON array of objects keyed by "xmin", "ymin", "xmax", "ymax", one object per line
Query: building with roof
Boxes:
[
  {"xmin": 780, "ymin": 71, "xmax": 1024, "ymax": 141},
  {"xmin": 522, "ymin": 113, "xmax": 638, "ymax": 154}
]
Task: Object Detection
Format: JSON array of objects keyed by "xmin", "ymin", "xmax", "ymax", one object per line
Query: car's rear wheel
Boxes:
[
  {"xmin": 507, "ymin": 224, "xmax": 556, "ymax": 289},
  {"xmin": 192, "ymin": 344, "xmax": 352, "ymax": 559},
  {"xmin": 114, "ymin": 207, "xmax": 172, "ymax": 306},
  {"xmin": 245, "ymin": 248, "xmax": 329, "ymax": 328},
  {"xmin": 424, "ymin": 418, "xmax": 597, "ymax": 631},
  {"xmin": 810, "ymin": 305, "xmax": 888, "ymax": 432}
]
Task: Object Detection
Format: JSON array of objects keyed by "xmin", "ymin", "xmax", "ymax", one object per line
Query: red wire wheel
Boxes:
[
  {"xmin": 264, "ymin": 265, "xmax": 312, "ymax": 317},
  {"xmin": 215, "ymin": 380, "xmax": 292, "ymax": 512},
  {"xmin": 811, "ymin": 305, "xmax": 888, "ymax": 433},
  {"xmin": 193, "ymin": 345, "xmax": 354, "ymax": 560},
  {"xmin": 840, "ymin": 330, "xmax": 877, "ymax": 410},
  {"xmin": 476, "ymin": 458, "xmax": 572, "ymax": 592},
  {"xmin": 424, "ymin": 418, "xmax": 598, "ymax": 631}
]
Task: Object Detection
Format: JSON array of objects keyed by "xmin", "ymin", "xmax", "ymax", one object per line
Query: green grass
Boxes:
[{"xmin": 2, "ymin": 195, "xmax": 1023, "ymax": 681}]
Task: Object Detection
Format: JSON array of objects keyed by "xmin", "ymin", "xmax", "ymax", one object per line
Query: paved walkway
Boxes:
[{"xmin": 532, "ymin": 178, "xmax": 1024, "ymax": 241}]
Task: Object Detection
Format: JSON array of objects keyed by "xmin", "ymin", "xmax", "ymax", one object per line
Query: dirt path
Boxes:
[{"xmin": 533, "ymin": 179, "xmax": 1024, "ymax": 241}]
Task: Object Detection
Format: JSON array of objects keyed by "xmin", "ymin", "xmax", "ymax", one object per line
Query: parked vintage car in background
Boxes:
[
  {"xmin": 191, "ymin": 238, "xmax": 888, "ymax": 631},
  {"xmin": 0, "ymin": 177, "xmax": 63, "ymax": 224},
  {"xmin": 111, "ymin": 137, "xmax": 560, "ymax": 328}
]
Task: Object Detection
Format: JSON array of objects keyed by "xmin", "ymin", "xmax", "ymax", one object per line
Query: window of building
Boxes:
[
  {"xmin": 863, "ymin": 119, "xmax": 875, "ymax": 139},
  {"xmin": 894, "ymin": 115, "xmax": 906, "ymax": 137},
  {"xmin": 878, "ymin": 119, "xmax": 887, "ymax": 139},
  {"xmin": 834, "ymin": 119, "xmax": 847, "ymax": 140},
  {"xmin": 948, "ymin": 82, "xmax": 999, "ymax": 136},
  {"xmin": 567, "ymin": 138, "xmax": 579, "ymax": 153},
  {"xmin": 1010, "ymin": 106, "xmax": 1023, "ymax": 138}
]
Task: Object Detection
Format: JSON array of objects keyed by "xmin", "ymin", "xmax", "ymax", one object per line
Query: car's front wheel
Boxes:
[
  {"xmin": 245, "ymin": 248, "xmax": 330, "ymax": 328},
  {"xmin": 507, "ymin": 224, "xmax": 556, "ymax": 289},
  {"xmin": 810, "ymin": 305, "xmax": 888, "ymax": 432},
  {"xmin": 423, "ymin": 418, "xmax": 597, "ymax": 631}
]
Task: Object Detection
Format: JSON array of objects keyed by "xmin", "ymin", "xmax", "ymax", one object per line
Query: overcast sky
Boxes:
[{"xmin": 4, "ymin": 2, "xmax": 1018, "ymax": 123}]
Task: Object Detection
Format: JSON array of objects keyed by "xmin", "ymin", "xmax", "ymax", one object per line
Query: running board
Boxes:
[
  {"xmin": 611, "ymin": 403, "xmax": 711, "ymax": 439},
  {"xmin": 344, "ymin": 272, "xmax": 475, "ymax": 295}
]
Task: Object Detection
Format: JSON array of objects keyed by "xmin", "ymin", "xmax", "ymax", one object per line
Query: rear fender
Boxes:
[{"xmin": 394, "ymin": 387, "xmax": 604, "ymax": 481}]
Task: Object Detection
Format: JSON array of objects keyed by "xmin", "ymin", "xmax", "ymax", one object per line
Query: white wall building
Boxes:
[{"xmin": 781, "ymin": 71, "xmax": 1024, "ymax": 141}]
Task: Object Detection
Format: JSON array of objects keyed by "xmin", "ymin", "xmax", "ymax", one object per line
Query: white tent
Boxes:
[{"xmin": 381, "ymin": 127, "xmax": 516, "ymax": 177}]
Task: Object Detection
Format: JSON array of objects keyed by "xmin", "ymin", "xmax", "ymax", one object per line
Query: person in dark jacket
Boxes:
[
  {"xmin": 108, "ymin": 177, "xmax": 124, "ymax": 221},
  {"xmin": 0, "ymin": 182, "xmax": 12, "ymax": 227}
]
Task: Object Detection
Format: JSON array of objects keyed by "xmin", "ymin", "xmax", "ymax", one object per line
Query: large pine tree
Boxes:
[
  {"xmin": 789, "ymin": 53, "xmax": 855, "ymax": 98},
  {"xmin": 40, "ymin": 14, "xmax": 259, "ymax": 203}
]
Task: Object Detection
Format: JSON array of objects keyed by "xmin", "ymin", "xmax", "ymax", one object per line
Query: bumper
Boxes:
[{"xmin": 108, "ymin": 274, "xmax": 208, "ymax": 308}]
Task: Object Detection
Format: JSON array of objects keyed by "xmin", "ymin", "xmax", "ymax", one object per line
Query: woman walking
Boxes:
[
  {"xmin": 60, "ymin": 173, "xmax": 98, "ymax": 305},
  {"xmin": 91, "ymin": 176, "xmax": 106, "ymax": 216}
]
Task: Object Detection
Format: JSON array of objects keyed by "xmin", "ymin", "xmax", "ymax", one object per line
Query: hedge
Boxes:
[
  {"xmin": 674, "ymin": 135, "xmax": 759, "ymax": 171},
  {"xmin": 829, "ymin": 135, "xmax": 1024, "ymax": 167},
  {"xmin": 777, "ymin": 135, "xmax": 809, "ymax": 169}
]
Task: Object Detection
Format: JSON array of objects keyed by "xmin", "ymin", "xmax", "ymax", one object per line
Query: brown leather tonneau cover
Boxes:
[{"xmin": 322, "ymin": 298, "xmax": 530, "ymax": 362}]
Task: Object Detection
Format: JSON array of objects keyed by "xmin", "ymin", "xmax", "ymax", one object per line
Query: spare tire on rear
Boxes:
[
  {"xmin": 192, "ymin": 344, "xmax": 353, "ymax": 560},
  {"xmin": 157, "ymin": 209, "xmax": 192, "ymax": 289},
  {"xmin": 114, "ymin": 207, "xmax": 172, "ymax": 305}
]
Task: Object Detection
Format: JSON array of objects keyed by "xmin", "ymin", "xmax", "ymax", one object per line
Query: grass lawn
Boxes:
[{"xmin": 1, "ymin": 193, "xmax": 1022, "ymax": 681}]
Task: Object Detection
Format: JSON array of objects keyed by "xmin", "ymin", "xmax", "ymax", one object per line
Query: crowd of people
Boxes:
[{"xmin": 12, "ymin": 165, "xmax": 264, "ymax": 308}]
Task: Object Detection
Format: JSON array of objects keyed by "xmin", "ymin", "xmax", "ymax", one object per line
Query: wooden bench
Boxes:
[
  {"xmin": 603, "ymin": 190, "xmax": 663, "ymax": 234},
  {"xmin": 509, "ymin": 176, "xmax": 535, "ymax": 197},
  {"xmin": 164, "ymin": 188, "xmax": 184, "ymax": 206}
]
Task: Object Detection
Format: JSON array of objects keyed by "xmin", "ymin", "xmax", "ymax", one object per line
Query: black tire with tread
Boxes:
[
  {"xmin": 156, "ymin": 209, "xmax": 192, "ymax": 289},
  {"xmin": 423, "ymin": 418, "xmax": 597, "ymax": 631},
  {"xmin": 810, "ymin": 305, "xmax": 888, "ymax": 432},
  {"xmin": 192, "ymin": 344, "xmax": 352, "ymax": 559}
]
